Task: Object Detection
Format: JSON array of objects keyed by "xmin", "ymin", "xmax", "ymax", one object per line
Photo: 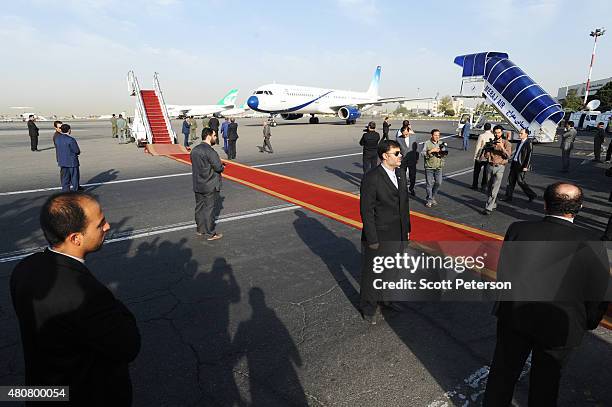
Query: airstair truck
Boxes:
[{"xmin": 454, "ymin": 52, "xmax": 564, "ymax": 143}]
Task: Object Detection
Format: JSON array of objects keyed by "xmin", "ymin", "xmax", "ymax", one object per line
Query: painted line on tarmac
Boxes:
[
  {"xmin": 252, "ymin": 152, "xmax": 361, "ymax": 168},
  {"xmin": 414, "ymin": 166, "xmax": 474, "ymax": 186},
  {"xmin": 251, "ymin": 136, "xmax": 454, "ymax": 169},
  {"xmin": 0, "ymin": 203, "xmax": 299, "ymax": 264},
  {"xmin": 0, "ymin": 172, "xmax": 192, "ymax": 197}
]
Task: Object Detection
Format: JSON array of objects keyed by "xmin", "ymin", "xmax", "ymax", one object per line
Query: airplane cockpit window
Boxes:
[{"xmin": 255, "ymin": 91, "xmax": 264, "ymax": 94}]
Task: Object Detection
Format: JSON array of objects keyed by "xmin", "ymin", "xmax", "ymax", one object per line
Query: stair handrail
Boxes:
[
  {"xmin": 153, "ymin": 72, "xmax": 177, "ymax": 144},
  {"xmin": 127, "ymin": 70, "xmax": 153, "ymax": 144}
]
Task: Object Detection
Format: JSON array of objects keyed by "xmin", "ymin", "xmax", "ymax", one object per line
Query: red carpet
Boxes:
[{"xmin": 167, "ymin": 152, "xmax": 612, "ymax": 329}]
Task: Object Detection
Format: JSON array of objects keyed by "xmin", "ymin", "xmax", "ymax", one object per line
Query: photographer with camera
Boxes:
[
  {"xmin": 482, "ymin": 125, "xmax": 512, "ymax": 215},
  {"xmin": 423, "ymin": 129, "xmax": 447, "ymax": 208}
]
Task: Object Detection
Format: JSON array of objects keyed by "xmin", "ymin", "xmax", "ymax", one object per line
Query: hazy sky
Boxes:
[{"xmin": 1, "ymin": 0, "xmax": 611, "ymax": 115}]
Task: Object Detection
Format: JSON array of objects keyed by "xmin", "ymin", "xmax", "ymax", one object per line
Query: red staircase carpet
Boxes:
[
  {"xmin": 140, "ymin": 90, "xmax": 172, "ymax": 144},
  {"xmin": 166, "ymin": 152, "xmax": 612, "ymax": 329}
]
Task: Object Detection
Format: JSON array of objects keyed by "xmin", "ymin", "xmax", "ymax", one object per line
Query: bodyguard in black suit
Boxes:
[
  {"xmin": 226, "ymin": 118, "xmax": 239, "ymax": 159},
  {"xmin": 27, "ymin": 115, "xmax": 39, "ymax": 151},
  {"xmin": 11, "ymin": 192, "xmax": 140, "ymax": 406},
  {"xmin": 484, "ymin": 182, "xmax": 610, "ymax": 406},
  {"xmin": 359, "ymin": 140, "xmax": 411, "ymax": 323},
  {"xmin": 501, "ymin": 128, "xmax": 537, "ymax": 202}
]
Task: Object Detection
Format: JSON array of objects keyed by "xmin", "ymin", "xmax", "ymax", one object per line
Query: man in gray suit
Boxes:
[
  {"xmin": 560, "ymin": 120, "xmax": 577, "ymax": 172},
  {"xmin": 191, "ymin": 127, "xmax": 224, "ymax": 241}
]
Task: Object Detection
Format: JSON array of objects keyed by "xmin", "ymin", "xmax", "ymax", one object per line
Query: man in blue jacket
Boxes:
[
  {"xmin": 181, "ymin": 117, "xmax": 191, "ymax": 148},
  {"xmin": 55, "ymin": 124, "xmax": 81, "ymax": 191}
]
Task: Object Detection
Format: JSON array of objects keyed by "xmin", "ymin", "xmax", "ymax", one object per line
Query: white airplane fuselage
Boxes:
[{"xmin": 247, "ymin": 84, "xmax": 375, "ymax": 116}]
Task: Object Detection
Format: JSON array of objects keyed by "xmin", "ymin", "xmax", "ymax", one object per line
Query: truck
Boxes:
[{"xmin": 569, "ymin": 110, "xmax": 612, "ymax": 130}]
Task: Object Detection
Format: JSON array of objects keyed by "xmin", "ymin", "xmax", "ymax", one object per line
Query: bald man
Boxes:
[
  {"xmin": 484, "ymin": 182, "xmax": 610, "ymax": 406},
  {"xmin": 11, "ymin": 192, "xmax": 140, "ymax": 406}
]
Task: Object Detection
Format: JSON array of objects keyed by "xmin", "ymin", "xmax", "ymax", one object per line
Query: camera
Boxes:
[
  {"xmin": 433, "ymin": 142, "xmax": 449, "ymax": 157},
  {"xmin": 484, "ymin": 139, "xmax": 499, "ymax": 151}
]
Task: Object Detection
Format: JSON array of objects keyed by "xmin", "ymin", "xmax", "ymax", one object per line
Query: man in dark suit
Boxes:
[
  {"xmin": 359, "ymin": 121, "xmax": 380, "ymax": 173},
  {"xmin": 55, "ymin": 123, "xmax": 81, "ymax": 192},
  {"xmin": 11, "ymin": 192, "xmax": 141, "ymax": 406},
  {"xmin": 483, "ymin": 182, "xmax": 610, "ymax": 406},
  {"xmin": 501, "ymin": 128, "xmax": 537, "ymax": 203},
  {"xmin": 27, "ymin": 114, "xmax": 39, "ymax": 152},
  {"xmin": 208, "ymin": 116, "xmax": 220, "ymax": 137},
  {"xmin": 359, "ymin": 140, "xmax": 411, "ymax": 323},
  {"xmin": 191, "ymin": 127, "xmax": 224, "ymax": 241},
  {"xmin": 226, "ymin": 118, "xmax": 239, "ymax": 159}
]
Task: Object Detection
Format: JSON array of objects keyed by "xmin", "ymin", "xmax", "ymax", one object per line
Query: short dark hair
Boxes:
[
  {"xmin": 28, "ymin": 115, "xmax": 34, "ymax": 119},
  {"xmin": 598, "ymin": 122, "xmax": 605, "ymax": 126},
  {"xmin": 543, "ymin": 182, "xmax": 583, "ymax": 216},
  {"xmin": 40, "ymin": 192, "xmax": 96, "ymax": 246},
  {"xmin": 60, "ymin": 124, "xmax": 71, "ymax": 133},
  {"xmin": 430, "ymin": 128, "xmax": 440, "ymax": 135},
  {"xmin": 53, "ymin": 120, "xmax": 63, "ymax": 129},
  {"xmin": 567, "ymin": 121, "xmax": 574, "ymax": 127},
  {"xmin": 493, "ymin": 124, "xmax": 504, "ymax": 132},
  {"xmin": 483, "ymin": 123, "xmax": 491, "ymax": 130},
  {"xmin": 201, "ymin": 127, "xmax": 215, "ymax": 139},
  {"xmin": 520, "ymin": 128, "xmax": 530, "ymax": 135},
  {"xmin": 377, "ymin": 140, "xmax": 401, "ymax": 160}
]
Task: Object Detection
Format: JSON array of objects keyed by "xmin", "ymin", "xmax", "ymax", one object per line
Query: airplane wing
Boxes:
[{"xmin": 328, "ymin": 97, "xmax": 433, "ymax": 110}]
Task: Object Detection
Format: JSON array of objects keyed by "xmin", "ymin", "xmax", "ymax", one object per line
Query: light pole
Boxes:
[{"xmin": 584, "ymin": 27, "xmax": 606, "ymax": 105}]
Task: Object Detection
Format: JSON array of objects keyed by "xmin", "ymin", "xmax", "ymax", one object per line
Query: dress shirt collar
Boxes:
[
  {"xmin": 48, "ymin": 247, "xmax": 85, "ymax": 263},
  {"xmin": 546, "ymin": 215, "xmax": 574, "ymax": 223},
  {"xmin": 381, "ymin": 164, "xmax": 398, "ymax": 188}
]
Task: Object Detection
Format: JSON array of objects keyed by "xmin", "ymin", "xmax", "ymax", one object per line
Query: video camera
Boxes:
[
  {"xmin": 432, "ymin": 142, "xmax": 449, "ymax": 158},
  {"xmin": 483, "ymin": 139, "xmax": 500, "ymax": 152}
]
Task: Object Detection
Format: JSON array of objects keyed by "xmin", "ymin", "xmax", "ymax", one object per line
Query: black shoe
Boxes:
[
  {"xmin": 410, "ymin": 190, "xmax": 415, "ymax": 197},
  {"xmin": 471, "ymin": 186, "xmax": 478, "ymax": 190},
  {"xmin": 482, "ymin": 209, "xmax": 491, "ymax": 215},
  {"xmin": 77, "ymin": 186, "xmax": 85, "ymax": 191},
  {"xmin": 360, "ymin": 311, "xmax": 377, "ymax": 325},
  {"xmin": 528, "ymin": 195, "xmax": 536, "ymax": 203}
]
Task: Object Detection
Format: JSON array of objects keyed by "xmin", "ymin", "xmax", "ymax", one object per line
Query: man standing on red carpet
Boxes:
[{"xmin": 191, "ymin": 128, "xmax": 224, "ymax": 241}]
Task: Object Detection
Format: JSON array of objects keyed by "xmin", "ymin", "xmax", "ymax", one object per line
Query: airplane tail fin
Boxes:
[
  {"xmin": 217, "ymin": 89, "xmax": 239, "ymax": 106},
  {"xmin": 366, "ymin": 66, "xmax": 381, "ymax": 97}
]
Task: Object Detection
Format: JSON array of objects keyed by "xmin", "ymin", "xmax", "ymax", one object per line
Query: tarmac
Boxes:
[{"xmin": 0, "ymin": 117, "xmax": 611, "ymax": 406}]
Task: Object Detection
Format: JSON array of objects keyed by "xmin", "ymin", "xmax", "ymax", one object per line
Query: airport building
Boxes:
[
  {"xmin": 557, "ymin": 77, "xmax": 612, "ymax": 101},
  {"xmin": 401, "ymin": 98, "xmax": 464, "ymax": 115}
]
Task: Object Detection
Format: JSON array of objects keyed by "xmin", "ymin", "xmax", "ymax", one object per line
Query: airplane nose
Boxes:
[{"xmin": 247, "ymin": 95, "xmax": 259, "ymax": 110}]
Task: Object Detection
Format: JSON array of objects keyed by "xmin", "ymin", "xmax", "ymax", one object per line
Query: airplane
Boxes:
[
  {"xmin": 217, "ymin": 102, "xmax": 252, "ymax": 118},
  {"xmin": 246, "ymin": 66, "xmax": 430, "ymax": 126},
  {"xmin": 166, "ymin": 88, "xmax": 239, "ymax": 118}
]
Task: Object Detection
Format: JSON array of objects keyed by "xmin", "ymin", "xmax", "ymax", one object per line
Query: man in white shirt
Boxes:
[{"xmin": 472, "ymin": 123, "xmax": 493, "ymax": 190}]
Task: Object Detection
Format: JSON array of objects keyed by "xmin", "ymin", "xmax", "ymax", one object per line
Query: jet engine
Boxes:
[{"xmin": 337, "ymin": 106, "xmax": 361, "ymax": 121}]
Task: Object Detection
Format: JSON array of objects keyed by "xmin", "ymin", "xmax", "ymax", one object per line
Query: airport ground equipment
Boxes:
[
  {"xmin": 127, "ymin": 71, "xmax": 176, "ymax": 147},
  {"xmin": 454, "ymin": 52, "xmax": 564, "ymax": 143}
]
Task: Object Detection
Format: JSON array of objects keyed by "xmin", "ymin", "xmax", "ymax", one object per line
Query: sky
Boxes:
[{"xmin": 1, "ymin": 0, "xmax": 611, "ymax": 115}]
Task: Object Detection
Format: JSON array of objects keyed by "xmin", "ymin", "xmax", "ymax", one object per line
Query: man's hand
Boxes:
[
  {"xmin": 522, "ymin": 168, "xmax": 528, "ymax": 172},
  {"xmin": 407, "ymin": 233, "xmax": 410, "ymax": 241},
  {"xmin": 368, "ymin": 243, "xmax": 380, "ymax": 250}
]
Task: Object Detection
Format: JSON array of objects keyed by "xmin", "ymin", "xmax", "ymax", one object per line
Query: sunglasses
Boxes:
[{"xmin": 387, "ymin": 151, "xmax": 401, "ymax": 157}]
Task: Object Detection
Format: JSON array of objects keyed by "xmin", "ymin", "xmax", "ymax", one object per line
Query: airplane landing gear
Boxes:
[
  {"xmin": 267, "ymin": 116, "xmax": 278, "ymax": 127},
  {"xmin": 309, "ymin": 115, "xmax": 319, "ymax": 124},
  {"xmin": 346, "ymin": 119, "xmax": 356, "ymax": 125}
]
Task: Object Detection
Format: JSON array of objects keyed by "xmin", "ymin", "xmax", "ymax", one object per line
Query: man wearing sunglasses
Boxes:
[{"xmin": 359, "ymin": 140, "xmax": 411, "ymax": 323}]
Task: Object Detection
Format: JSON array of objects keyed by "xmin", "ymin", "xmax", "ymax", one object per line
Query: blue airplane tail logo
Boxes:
[{"xmin": 367, "ymin": 66, "xmax": 381, "ymax": 97}]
